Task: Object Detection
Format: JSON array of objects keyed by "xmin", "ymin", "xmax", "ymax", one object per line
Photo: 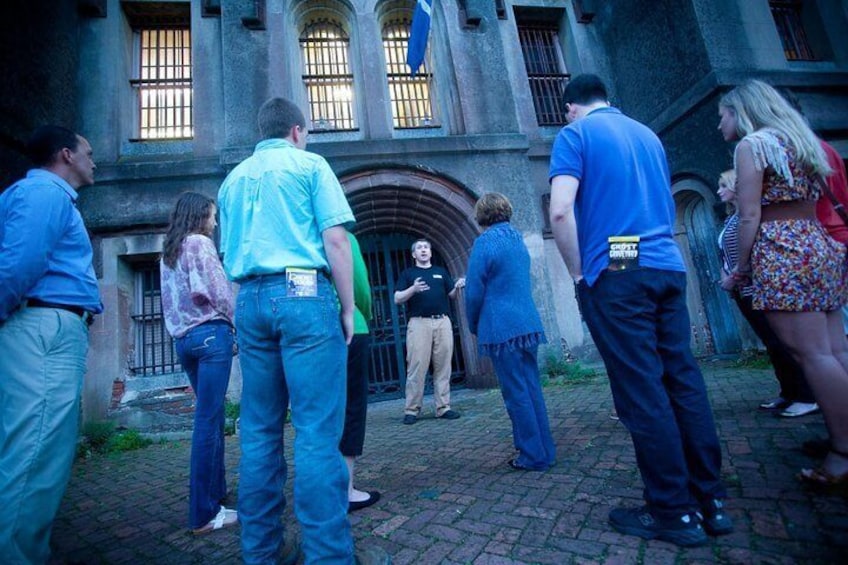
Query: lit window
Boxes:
[
  {"xmin": 517, "ymin": 24, "xmax": 570, "ymax": 126},
  {"xmin": 300, "ymin": 20, "xmax": 356, "ymax": 131},
  {"xmin": 769, "ymin": 0, "xmax": 816, "ymax": 61},
  {"xmin": 382, "ymin": 17, "xmax": 437, "ymax": 129},
  {"xmin": 130, "ymin": 263, "xmax": 180, "ymax": 376},
  {"xmin": 131, "ymin": 27, "xmax": 193, "ymax": 139}
]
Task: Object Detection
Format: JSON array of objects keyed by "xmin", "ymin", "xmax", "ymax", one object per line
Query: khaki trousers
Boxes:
[{"xmin": 404, "ymin": 316, "xmax": 453, "ymax": 417}]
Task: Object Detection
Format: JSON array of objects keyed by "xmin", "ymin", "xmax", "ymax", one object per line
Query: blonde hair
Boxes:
[
  {"xmin": 719, "ymin": 80, "xmax": 830, "ymax": 177},
  {"xmin": 718, "ymin": 169, "xmax": 737, "ymax": 214}
]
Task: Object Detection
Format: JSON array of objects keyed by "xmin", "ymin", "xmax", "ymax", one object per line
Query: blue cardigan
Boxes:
[{"xmin": 465, "ymin": 222, "xmax": 546, "ymax": 356}]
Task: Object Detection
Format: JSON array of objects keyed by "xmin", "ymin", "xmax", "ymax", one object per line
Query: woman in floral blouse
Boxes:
[{"xmin": 160, "ymin": 192, "xmax": 237, "ymax": 533}]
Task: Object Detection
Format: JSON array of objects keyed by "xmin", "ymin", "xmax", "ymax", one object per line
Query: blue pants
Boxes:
[
  {"xmin": 0, "ymin": 307, "xmax": 88, "ymax": 564},
  {"xmin": 577, "ymin": 268, "xmax": 726, "ymax": 517},
  {"xmin": 175, "ymin": 320, "xmax": 234, "ymax": 529},
  {"xmin": 490, "ymin": 345, "xmax": 556, "ymax": 469},
  {"xmin": 235, "ymin": 274, "xmax": 353, "ymax": 564}
]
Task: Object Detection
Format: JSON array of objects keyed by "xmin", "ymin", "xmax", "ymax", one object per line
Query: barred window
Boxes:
[
  {"xmin": 382, "ymin": 18, "xmax": 437, "ymax": 129},
  {"xmin": 769, "ymin": 0, "xmax": 816, "ymax": 61},
  {"xmin": 130, "ymin": 262, "xmax": 180, "ymax": 376},
  {"xmin": 518, "ymin": 24, "xmax": 570, "ymax": 126},
  {"xmin": 300, "ymin": 20, "xmax": 356, "ymax": 132},
  {"xmin": 130, "ymin": 27, "xmax": 193, "ymax": 139}
]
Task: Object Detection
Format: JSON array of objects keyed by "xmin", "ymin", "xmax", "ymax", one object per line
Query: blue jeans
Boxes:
[
  {"xmin": 577, "ymin": 268, "xmax": 726, "ymax": 517},
  {"xmin": 0, "ymin": 307, "xmax": 88, "ymax": 564},
  {"xmin": 175, "ymin": 320, "xmax": 234, "ymax": 529},
  {"xmin": 235, "ymin": 274, "xmax": 353, "ymax": 564},
  {"xmin": 490, "ymin": 345, "xmax": 556, "ymax": 470}
]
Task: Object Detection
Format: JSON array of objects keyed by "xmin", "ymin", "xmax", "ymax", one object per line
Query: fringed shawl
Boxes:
[{"xmin": 735, "ymin": 128, "xmax": 794, "ymax": 186}]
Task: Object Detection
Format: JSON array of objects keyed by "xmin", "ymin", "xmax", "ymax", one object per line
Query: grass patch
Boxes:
[
  {"xmin": 542, "ymin": 354, "xmax": 600, "ymax": 386},
  {"xmin": 77, "ymin": 421, "xmax": 152, "ymax": 459},
  {"xmin": 225, "ymin": 400, "xmax": 240, "ymax": 435},
  {"xmin": 733, "ymin": 350, "xmax": 773, "ymax": 370}
]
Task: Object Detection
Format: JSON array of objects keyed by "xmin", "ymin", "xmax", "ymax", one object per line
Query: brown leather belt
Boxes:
[{"xmin": 760, "ymin": 200, "xmax": 817, "ymax": 222}]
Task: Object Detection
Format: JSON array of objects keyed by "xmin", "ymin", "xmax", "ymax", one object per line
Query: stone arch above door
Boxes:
[
  {"xmin": 339, "ymin": 167, "xmax": 492, "ymax": 388},
  {"xmin": 340, "ymin": 167, "xmax": 480, "ymax": 274}
]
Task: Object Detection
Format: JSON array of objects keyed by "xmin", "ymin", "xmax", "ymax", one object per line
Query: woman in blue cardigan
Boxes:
[{"xmin": 465, "ymin": 193, "xmax": 556, "ymax": 471}]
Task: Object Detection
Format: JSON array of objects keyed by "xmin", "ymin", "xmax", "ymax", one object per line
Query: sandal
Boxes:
[
  {"xmin": 192, "ymin": 505, "xmax": 238, "ymax": 535},
  {"xmin": 797, "ymin": 450, "xmax": 848, "ymax": 489}
]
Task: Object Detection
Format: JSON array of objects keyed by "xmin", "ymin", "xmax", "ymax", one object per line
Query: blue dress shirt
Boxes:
[{"xmin": 0, "ymin": 169, "xmax": 103, "ymax": 321}]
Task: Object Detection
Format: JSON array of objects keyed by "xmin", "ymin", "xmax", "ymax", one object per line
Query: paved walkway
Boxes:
[{"xmin": 50, "ymin": 360, "xmax": 846, "ymax": 564}]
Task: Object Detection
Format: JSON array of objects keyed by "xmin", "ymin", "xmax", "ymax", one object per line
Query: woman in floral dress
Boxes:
[{"xmin": 718, "ymin": 80, "xmax": 848, "ymax": 486}]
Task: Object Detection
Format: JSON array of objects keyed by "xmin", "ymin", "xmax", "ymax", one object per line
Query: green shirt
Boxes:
[{"xmin": 350, "ymin": 233, "xmax": 372, "ymax": 335}]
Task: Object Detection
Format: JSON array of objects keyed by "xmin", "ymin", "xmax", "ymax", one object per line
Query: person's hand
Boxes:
[
  {"xmin": 340, "ymin": 309, "xmax": 354, "ymax": 345},
  {"xmin": 412, "ymin": 277, "xmax": 430, "ymax": 293},
  {"xmin": 731, "ymin": 264, "xmax": 752, "ymax": 286},
  {"xmin": 719, "ymin": 271, "xmax": 736, "ymax": 292},
  {"xmin": 454, "ymin": 277, "xmax": 466, "ymax": 290}
]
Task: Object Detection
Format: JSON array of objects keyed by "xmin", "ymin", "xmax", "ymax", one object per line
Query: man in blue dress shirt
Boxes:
[{"xmin": 0, "ymin": 125, "xmax": 102, "ymax": 563}]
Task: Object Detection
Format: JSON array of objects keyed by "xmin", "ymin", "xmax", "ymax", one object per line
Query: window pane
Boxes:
[
  {"xmin": 130, "ymin": 263, "xmax": 180, "ymax": 376},
  {"xmin": 382, "ymin": 18, "xmax": 437, "ymax": 129},
  {"xmin": 517, "ymin": 25, "xmax": 570, "ymax": 126},
  {"xmin": 300, "ymin": 20, "xmax": 356, "ymax": 131},
  {"xmin": 769, "ymin": 0, "xmax": 816, "ymax": 61},
  {"xmin": 134, "ymin": 27, "xmax": 194, "ymax": 139}
]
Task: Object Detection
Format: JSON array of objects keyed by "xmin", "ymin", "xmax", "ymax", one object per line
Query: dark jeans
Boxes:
[
  {"xmin": 577, "ymin": 268, "xmax": 726, "ymax": 517},
  {"xmin": 732, "ymin": 292, "xmax": 815, "ymax": 403},
  {"xmin": 340, "ymin": 334, "xmax": 370, "ymax": 457},
  {"xmin": 490, "ymin": 344, "xmax": 556, "ymax": 470},
  {"xmin": 175, "ymin": 319, "xmax": 234, "ymax": 529}
]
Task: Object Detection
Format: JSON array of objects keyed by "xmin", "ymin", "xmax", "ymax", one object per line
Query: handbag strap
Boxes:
[{"xmin": 819, "ymin": 175, "xmax": 848, "ymax": 227}]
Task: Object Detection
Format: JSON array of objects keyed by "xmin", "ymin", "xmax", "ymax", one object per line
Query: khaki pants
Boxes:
[{"xmin": 404, "ymin": 316, "xmax": 453, "ymax": 417}]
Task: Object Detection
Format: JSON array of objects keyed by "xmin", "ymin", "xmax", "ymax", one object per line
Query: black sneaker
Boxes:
[
  {"xmin": 438, "ymin": 409, "xmax": 461, "ymax": 420},
  {"xmin": 699, "ymin": 498, "xmax": 734, "ymax": 536},
  {"xmin": 608, "ymin": 506, "xmax": 708, "ymax": 547},
  {"xmin": 402, "ymin": 414, "xmax": 417, "ymax": 425}
]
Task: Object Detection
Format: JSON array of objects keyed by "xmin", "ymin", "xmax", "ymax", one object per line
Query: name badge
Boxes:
[
  {"xmin": 608, "ymin": 236, "xmax": 640, "ymax": 271},
  {"xmin": 286, "ymin": 268, "xmax": 318, "ymax": 297}
]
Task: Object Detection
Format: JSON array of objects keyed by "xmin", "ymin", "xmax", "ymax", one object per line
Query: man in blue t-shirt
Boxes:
[
  {"xmin": 394, "ymin": 239, "xmax": 465, "ymax": 424},
  {"xmin": 548, "ymin": 74, "xmax": 732, "ymax": 547}
]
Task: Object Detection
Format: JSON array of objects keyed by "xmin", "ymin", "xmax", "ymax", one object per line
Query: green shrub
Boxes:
[
  {"xmin": 106, "ymin": 429, "xmax": 152, "ymax": 453},
  {"xmin": 543, "ymin": 354, "xmax": 598, "ymax": 386},
  {"xmin": 81, "ymin": 420, "xmax": 116, "ymax": 451}
]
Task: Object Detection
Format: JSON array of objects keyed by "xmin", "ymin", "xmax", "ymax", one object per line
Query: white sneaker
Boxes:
[
  {"xmin": 759, "ymin": 397, "xmax": 788, "ymax": 410},
  {"xmin": 779, "ymin": 402, "xmax": 820, "ymax": 418},
  {"xmin": 192, "ymin": 505, "xmax": 238, "ymax": 534}
]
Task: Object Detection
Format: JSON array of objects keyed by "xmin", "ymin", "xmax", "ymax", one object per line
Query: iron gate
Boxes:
[{"xmin": 360, "ymin": 233, "xmax": 466, "ymax": 401}]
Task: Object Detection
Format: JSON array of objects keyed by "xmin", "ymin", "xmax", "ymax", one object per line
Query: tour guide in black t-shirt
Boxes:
[{"xmin": 394, "ymin": 239, "xmax": 465, "ymax": 424}]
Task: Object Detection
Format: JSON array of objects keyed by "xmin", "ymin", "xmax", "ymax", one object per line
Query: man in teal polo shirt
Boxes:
[{"xmin": 218, "ymin": 98, "xmax": 388, "ymax": 564}]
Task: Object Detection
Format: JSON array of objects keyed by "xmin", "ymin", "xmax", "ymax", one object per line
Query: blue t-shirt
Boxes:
[{"xmin": 549, "ymin": 107, "xmax": 684, "ymax": 286}]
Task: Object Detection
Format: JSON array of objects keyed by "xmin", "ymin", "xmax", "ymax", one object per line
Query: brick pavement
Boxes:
[{"xmin": 50, "ymin": 360, "xmax": 847, "ymax": 564}]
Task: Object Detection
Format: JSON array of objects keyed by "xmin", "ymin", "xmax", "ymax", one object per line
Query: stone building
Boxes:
[{"xmin": 1, "ymin": 0, "xmax": 847, "ymax": 428}]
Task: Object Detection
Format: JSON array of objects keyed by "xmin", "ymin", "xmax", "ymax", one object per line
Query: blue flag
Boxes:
[{"xmin": 407, "ymin": 0, "xmax": 432, "ymax": 76}]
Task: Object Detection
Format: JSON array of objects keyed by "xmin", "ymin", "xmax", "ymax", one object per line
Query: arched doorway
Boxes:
[
  {"xmin": 672, "ymin": 179, "xmax": 742, "ymax": 355},
  {"xmin": 340, "ymin": 168, "xmax": 483, "ymax": 400}
]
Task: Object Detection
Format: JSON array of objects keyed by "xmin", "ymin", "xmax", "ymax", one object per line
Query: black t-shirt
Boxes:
[{"xmin": 396, "ymin": 265, "xmax": 454, "ymax": 318}]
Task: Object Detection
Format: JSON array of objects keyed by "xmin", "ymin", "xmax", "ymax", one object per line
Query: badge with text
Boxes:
[
  {"xmin": 286, "ymin": 268, "xmax": 318, "ymax": 297},
  {"xmin": 608, "ymin": 236, "xmax": 640, "ymax": 271}
]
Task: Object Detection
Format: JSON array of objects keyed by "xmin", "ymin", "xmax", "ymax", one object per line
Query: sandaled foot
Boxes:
[
  {"xmin": 798, "ymin": 450, "xmax": 848, "ymax": 487},
  {"xmin": 192, "ymin": 506, "xmax": 238, "ymax": 534}
]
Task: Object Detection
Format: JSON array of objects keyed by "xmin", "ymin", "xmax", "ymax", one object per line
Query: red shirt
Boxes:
[{"xmin": 816, "ymin": 140, "xmax": 848, "ymax": 244}]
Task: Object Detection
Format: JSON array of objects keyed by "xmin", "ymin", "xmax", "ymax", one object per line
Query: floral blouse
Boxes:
[{"xmin": 160, "ymin": 234, "xmax": 234, "ymax": 338}]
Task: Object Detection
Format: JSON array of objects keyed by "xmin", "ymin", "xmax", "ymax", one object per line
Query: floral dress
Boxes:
[{"xmin": 740, "ymin": 129, "xmax": 847, "ymax": 311}]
